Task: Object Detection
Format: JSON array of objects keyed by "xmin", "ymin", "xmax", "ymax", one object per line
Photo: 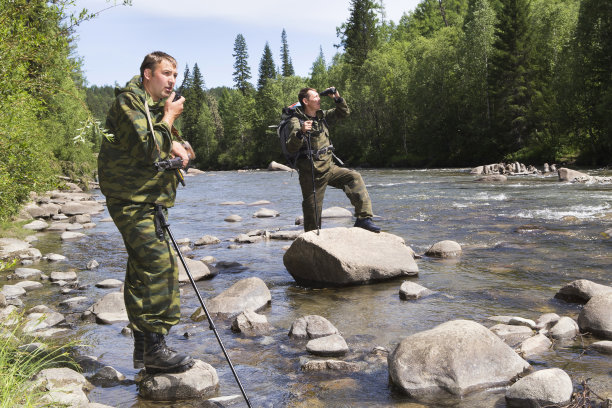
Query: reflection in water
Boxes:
[{"xmin": 21, "ymin": 169, "xmax": 612, "ymax": 407}]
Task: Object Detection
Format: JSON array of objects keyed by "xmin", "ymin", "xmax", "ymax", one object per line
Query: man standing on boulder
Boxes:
[
  {"xmin": 286, "ymin": 87, "xmax": 380, "ymax": 233},
  {"xmin": 98, "ymin": 51, "xmax": 193, "ymax": 374}
]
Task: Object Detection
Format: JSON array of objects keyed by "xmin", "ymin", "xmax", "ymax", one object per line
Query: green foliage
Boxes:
[
  {"xmin": 232, "ymin": 34, "xmax": 252, "ymax": 95},
  {"xmin": 0, "ymin": 311, "xmax": 80, "ymax": 407},
  {"xmin": 280, "ymin": 29, "xmax": 295, "ymax": 77},
  {"xmin": 85, "ymin": 84, "xmax": 115, "ymax": 122},
  {"xmin": 257, "ymin": 42, "xmax": 276, "ymax": 90}
]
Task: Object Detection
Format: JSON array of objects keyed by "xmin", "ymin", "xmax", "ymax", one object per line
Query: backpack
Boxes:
[{"xmin": 277, "ymin": 102, "xmax": 303, "ymax": 169}]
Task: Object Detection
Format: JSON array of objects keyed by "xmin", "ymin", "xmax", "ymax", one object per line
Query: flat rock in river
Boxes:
[{"xmin": 283, "ymin": 227, "xmax": 418, "ymax": 287}]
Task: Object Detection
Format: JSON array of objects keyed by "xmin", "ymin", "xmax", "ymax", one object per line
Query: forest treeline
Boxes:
[{"xmin": 1, "ymin": 0, "xmax": 611, "ymax": 222}]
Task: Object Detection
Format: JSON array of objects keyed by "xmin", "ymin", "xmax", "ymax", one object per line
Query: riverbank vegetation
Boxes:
[{"xmin": 2, "ymin": 0, "xmax": 611, "ymax": 221}]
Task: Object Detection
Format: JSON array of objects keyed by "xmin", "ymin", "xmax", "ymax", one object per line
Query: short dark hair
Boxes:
[
  {"xmin": 298, "ymin": 87, "xmax": 316, "ymax": 106},
  {"xmin": 140, "ymin": 51, "xmax": 177, "ymax": 78}
]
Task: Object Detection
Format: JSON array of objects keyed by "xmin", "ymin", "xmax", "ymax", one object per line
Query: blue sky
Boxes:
[{"xmin": 72, "ymin": 0, "xmax": 421, "ymax": 89}]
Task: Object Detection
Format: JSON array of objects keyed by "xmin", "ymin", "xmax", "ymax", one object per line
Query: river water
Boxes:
[{"xmin": 25, "ymin": 168, "xmax": 612, "ymax": 407}]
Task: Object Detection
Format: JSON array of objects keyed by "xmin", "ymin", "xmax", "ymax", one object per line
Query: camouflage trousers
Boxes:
[
  {"xmin": 106, "ymin": 199, "xmax": 180, "ymax": 335},
  {"xmin": 298, "ymin": 163, "xmax": 373, "ymax": 232}
]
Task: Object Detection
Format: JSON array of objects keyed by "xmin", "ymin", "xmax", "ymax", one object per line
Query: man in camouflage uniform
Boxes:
[
  {"xmin": 98, "ymin": 51, "xmax": 193, "ymax": 374},
  {"xmin": 286, "ymin": 87, "xmax": 380, "ymax": 233}
]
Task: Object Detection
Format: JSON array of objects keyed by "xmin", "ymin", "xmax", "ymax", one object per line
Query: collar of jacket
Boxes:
[{"xmin": 295, "ymin": 106, "xmax": 324, "ymax": 121}]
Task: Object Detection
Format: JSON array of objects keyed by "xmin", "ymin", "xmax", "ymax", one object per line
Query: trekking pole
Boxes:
[
  {"xmin": 304, "ymin": 132, "xmax": 320, "ymax": 235},
  {"xmin": 154, "ymin": 206, "xmax": 253, "ymax": 408}
]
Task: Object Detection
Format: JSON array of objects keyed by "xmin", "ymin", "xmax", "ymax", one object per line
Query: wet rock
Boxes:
[
  {"xmin": 23, "ymin": 220, "xmax": 48, "ymax": 231},
  {"xmin": 200, "ymin": 256, "xmax": 216, "ymax": 264},
  {"xmin": 248, "ymin": 200, "xmax": 271, "ymax": 206},
  {"xmin": 138, "ymin": 359, "xmax": 218, "ymax": 400},
  {"xmin": 268, "ymin": 161, "xmax": 292, "ymax": 171},
  {"xmin": 1, "ymin": 284, "xmax": 26, "ymax": 299},
  {"xmin": 45, "ymin": 253, "xmax": 67, "ymax": 262},
  {"xmin": 388, "ymin": 320, "xmax": 531, "ymax": 398},
  {"xmin": 425, "ymin": 240, "xmax": 462, "ymax": 258},
  {"xmin": 28, "ymin": 305, "xmax": 53, "ymax": 314},
  {"xmin": 192, "ymin": 277, "xmax": 270, "ymax": 320},
  {"xmin": 508, "ymin": 317, "xmax": 537, "ymax": 330},
  {"xmin": 47, "ymin": 222, "xmax": 72, "ymax": 231},
  {"xmin": 70, "ymin": 214, "xmax": 91, "ymax": 224},
  {"xmin": 178, "ymin": 257, "xmax": 216, "ymax": 283},
  {"xmin": 231, "ymin": 310, "xmax": 273, "ymax": 336},
  {"xmin": 199, "ymin": 395, "xmax": 244, "ymax": 407},
  {"xmin": 535, "ymin": 313, "xmax": 560, "ymax": 330},
  {"xmin": 505, "ymin": 368, "xmax": 573, "ymax": 408},
  {"xmin": 306, "ymin": 334, "xmax": 349, "ymax": 357},
  {"xmin": 549, "ymin": 316, "xmax": 579, "ymax": 340},
  {"xmin": 61, "ymin": 231, "xmax": 86, "ymax": 240},
  {"xmin": 74, "ymin": 355, "xmax": 105, "ymax": 373},
  {"xmin": 95, "ymin": 279, "xmax": 123, "ymax": 289},
  {"xmin": 0, "ymin": 238, "xmax": 31, "ymax": 259},
  {"xmin": 284, "ymin": 227, "xmax": 418, "ymax": 287},
  {"xmin": 23, "ymin": 312, "xmax": 66, "ymax": 333},
  {"xmin": 224, "ymin": 214, "xmax": 242, "ymax": 222},
  {"xmin": 50, "ymin": 271, "xmax": 77, "ymax": 282},
  {"xmin": 235, "ymin": 234, "xmax": 263, "ymax": 244},
  {"xmin": 59, "ymin": 296, "xmax": 89, "ymax": 308},
  {"xmin": 590, "ymin": 340, "xmax": 612, "ymax": 355},
  {"xmin": 578, "ymin": 293, "xmax": 612, "ymax": 339},
  {"xmin": 321, "ymin": 206, "xmax": 353, "ymax": 218},
  {"xmin": 557, "ymin": 167, "xmax": 591, "ymax": 182},
  {"xmin": 14, "ymin": 267, "xmax": 42, "ymax": 279},
  {"xmin": 88, "ymin": 292, "xmax": 129, "ymax": 324},
  {"xmin": 516, "ymin": 334, "xmax": 552, "ymax": 357},
  {"xmin": 14, "ymin": 280, "xmax": 43, "ymax": 292},
  {"xmin": 301, "ymin": 359, "xmax": 365, "ymax": 372},
  {"xmin": 489, "ymin": 324, "xmax": 534, "ymax": 347},
  {"xmin": 30, "ymin": 367, "xmax": 92, "ymax": 407},
  {"xmin": 289, "ymin": 315, "xmax": 339, "ymax": 339},
  {"xmin": 253, "ymin": 208, "xmax": 279, "ymax": 218},
  {"xmin": 88, "ymin": 366, "xmax": 127, "ymax": 387},
  {"xmin": 86, "ymin": 259, "xmax": 99, "ymax": 270},
  {"xmin": 399, "ymin": 281, "xmax": 434, "ymax": 300},
  {"xmin": 555, "ymin": 279, "xmax": 612, "ymax": 303},
  {"xmin": 269, "ymin": 230, "xmax": 302, "ymax": 240},
  {"xmin": 475, "ymin": 175, "xmax": 507, "ymax": 182},
  {"xmin": 195, "ymin": 235, "xmax": 221, "ymax": 246}
]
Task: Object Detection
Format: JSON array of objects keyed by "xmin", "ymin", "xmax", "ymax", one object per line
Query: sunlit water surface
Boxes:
[{"xmin": 23, "ymin": 169, "xmax": 612, "ymax": 407}]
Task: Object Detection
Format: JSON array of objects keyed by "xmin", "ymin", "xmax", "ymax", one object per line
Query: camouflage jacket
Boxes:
[
  {"xmin": 98, "ymin": 76, "xmax": 181, "ymax": 207},
  {"xmin": 286, "ymin": 98, "xmax": 350, "ymax": 174}
]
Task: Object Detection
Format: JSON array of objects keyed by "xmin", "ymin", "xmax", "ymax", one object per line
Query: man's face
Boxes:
[
  {"xmin": 304, "ymin": 89, "xmax": 321, "ymax": 111},
  {"xmin": 143, "ymin": 59, "xmax": 178, "ymax": 102}
]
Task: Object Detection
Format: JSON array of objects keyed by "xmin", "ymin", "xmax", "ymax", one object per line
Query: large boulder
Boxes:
[
  {"xmin": 192, "ymin": 277, "xmax": 271, "ymax": 320},
  {"xmin": 0, "ymin": 238, "xmax": 31, "ymax": 259},
  {"xmin": 555, "ymin": 279, "xmax": 612, "ymax": 303},
  {"xmin": 425, "ymin": 240, "xmax": 462, "ymax": 258},
  {"xmin": 177, "ymin": 257, "xmax": 216, "ymax": 283},
  {"xmin": 283, "ymin": 227, "xmax": 418, "ymax": 287},
  {"xmin": 578, "ymin": 293, "xmax": 612, "ymax": 339},
  {"xmin": 505, "ymin": 368, "xmax": 573, "ymax": 408},
  {"xmin": 557, "ymin": 167, "xmax": 591, "ymax": 182},
  {"xmin": 289, "ymin": 315, "xmax": 339, "ymax": 339},
  {"xmin": 138, "ymin": 359, "xmax": 218, "ymax": 400},
  {"xmin": 30, "ymin": 367, "xmax": 92, "ymax": 408},
  {"xmin": 87, "ymin": 292, "xmax": 129, "ymax": 324},
  {"xmin": 388, "ymin": 320, "xmax": 531, "ymax": 399}
]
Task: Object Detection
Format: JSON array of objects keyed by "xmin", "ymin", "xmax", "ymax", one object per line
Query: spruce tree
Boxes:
[
  {"xmin": 308, "ymin": 46, "xmax": 328, "ymax": 91},
  {"xmin": 257, "ymin": 42, "xmax": 276, "ymax": 90},
  {"xmin": 232, "ymin": 34, "xmax": 252, "ymax": 95},
  {"xmin": 488, "ymin": 0, "xmax": 533, "ymax": 153},
  {"xmin": 337, "ymin": 0, "xmax": 381, "ymax": 70},
  {"xmin": 280, "ymin": 29, "xmax": 295, "ymax": 76}
]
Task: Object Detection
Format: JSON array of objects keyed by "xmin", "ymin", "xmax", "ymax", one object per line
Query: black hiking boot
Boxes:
[
  {"xmin": 143, "ymin": 331, "xmax": 194, "ymax": 374},
  {"xmin": 133, "ymin": 330, "xmax": 144, "ymax": 369},
  {"xmin": 354, "ymin": 217, "xmax": 381, "ymax": 233}
]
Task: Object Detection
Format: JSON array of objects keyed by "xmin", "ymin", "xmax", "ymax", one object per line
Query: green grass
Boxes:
[
  {"xmin": 0, "ymin": 309, "xmax": 80, "ymax": 407},
  {"xmin": 0, "ymin": 219, "xmax": 35, "ymax": 241}
]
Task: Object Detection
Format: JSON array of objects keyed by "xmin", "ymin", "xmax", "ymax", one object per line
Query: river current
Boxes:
[{"xmin": 26, "ymin": 168, "xmax": 612, "ymax": 407}]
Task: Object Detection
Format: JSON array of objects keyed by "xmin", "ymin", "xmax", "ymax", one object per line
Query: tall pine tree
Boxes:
[
  {"xmin": 280, "ymin": 29, "xmax": 295, "ymax": 76},
  {"xmin": 257, "ymin": 42, "xmax": 276, "ymax": 90},
  {"xmin": 488, "ymin": 0, "xmax": 533, "ymax": 153},
  {"xmin": 232, "ymin": 34, "xmax": 252, "ymax": 95},
  {"xmin": 337, "ymin": 0, "xmax": 381, "ymax": 70}
]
